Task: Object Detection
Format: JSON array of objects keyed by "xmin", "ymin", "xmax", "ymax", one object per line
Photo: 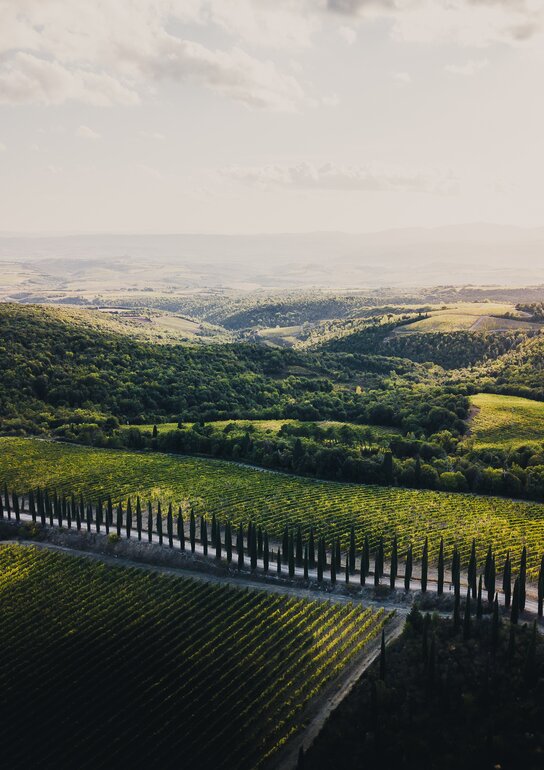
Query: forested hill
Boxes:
[{"xmin": 0, "ymin": 304, "xmax": 463, "ymax": 436}]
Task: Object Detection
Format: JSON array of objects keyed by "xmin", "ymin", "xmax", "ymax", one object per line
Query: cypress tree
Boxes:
[
  {"xmin": 177, "ymin": 509, "xmax": 185, "ymax": 551},
  {"xmin": 167, "ymin": 503, "xmax": 173, "ymax": 548},
  {"xmin": 288, "ymin": 532, "xmax": 295, "ymax": 577},
  {"xmin": 320, "ymin": 536, "xmax": 327, "ymax": 570},
  {"xmin": 107, "ymin": 496, "xmax": 113, "ymax": 532},
  {"xmin": 330, "ymin": 546, "xmax": 336, "ymax": 585},
  {"xmin": 86, "ymin": 503, "xmax": 92, "ymax": 533},
  {"xmin": 379, "ymin": 629, "xmax": 386, "ymax": 681},
  {"xmin": 476, "ymin": 574, "xmax": 483, "ymax": 619},
  {"xmin": 116, "ymin": 503, "xmax": 122, "ymax": 537},
  {"xmin": 363, "ymin": 535, "xmax": 370, "ymax": 579},
  {"xmin": 503, "ymin": 551, "xmax": 512, "ymax": 608},
  {"xmin": 126, "ymin": 498, "xmax": 132, "ymax": 539},
  {"xmin": 374, "ymin": 537, "xmax": 383, "ymax": 587},
  {"xmin": 304, "ymin": 544, "xmax": 309, "ymax": 580},
  {"xmin": 463, "ymin": 590, "xmax": 471, "ymax": 641},
  {"xmin": 308, "ymin": 527, "xmax": 315, "ymax": 569},
  {"xmin": 257, "ymin": 526, "xmax": 263, "ymax": 559},
  {"xmin": 404, "ymin": 544, "xmax": 413, "ymax": 591},
  {"xmin": 452, "ymin": 546, "xmax": 461, "ymax": 598},
  {"xmin": 0, "ymin": 490, "xmax": 3, "ymax": 519},
  {"xmin": 157, "ymin": 503, "xmax": 163, "ymax": 546},
  {"xmin": 211, "ymin": 512, "xmax": 217, "ymax": 548},
  {"xmin": 421, "ymin": 537, "xmax": 429, "ymax": 593},
  {"xmin": 345, "ymin": 551, "xmax": 349, "ymax": 584},
  {"xmin": 538, "ymin": 554, "xmax": 544, "ymax": 618},
  {"xmin": 48, "ymin": 492, "xmax": 54, "ymax": 526},
  {"xmin": 263, "ymin": 531, "xmax": 269, "ymax": 572},
  {"xmin": 75, "ymin": 501, "xmax": 81, "ymax": 531},
  {"xmin": 511, "ymin": 577, "xmax": 520, "ymax": 625},
  {"xmin": 13, "ymin": 492, "xmax": 20, "ymax": 524},
  {"xmin": 136, "ymin": 497, "xmax": 142, "ymax": 541},
  {"xmin": 519, "ymin": 545, "xmax": 527, "ymax": 612},
  {"xmin": 468, "ymin": 539, "xmax": 477, "ymax": 598},
  {"xmin": 56, "ymin": 495, "xmax": 62, "ymax": 528},
  {"xmin": 38, "ymin": 489, "xmax": 45, "ymax": 526},
  {"xmin": 437, "ymin": 537, "xmax": 444, "ymax": 596},
  {"xmin": 390, "ymin": 535, "xmax": 398, "ymax": 590},
  {"xmin": 152, "ymin": 424, "xmax": 158, "ymax": 438},
  {"xmin": 67, "ymin": 495, "xmax": 72, "ymax": 529},
  {"xmin": 200, "ymin": 515, "xmax": 206, "ymax": 555},
  {"xmin": 282, "ymin": 525, "xmax": 289, "ymax": 565},
  {"xmin": 360, "ymin": 550, "xmax": 366, "ymax": 586},
  {"xmin": 335, "ymin": 538, "xmax": 341, "ymax": 571},
  {"xmin": 250, "ymin": 525, "xmax": 257, "ymax": 570},
  {"xmin": 277, "ymin": 547, "xmax": 282, "ymax": 575},
  {"xmin": 349, "ymin": 525, "xmax": 356, "ymax": 573},
  {"xmin": 147, "ymin": 502, "xmax": 153, "ymax": 543},
  {"xmin": 295, "ymin": 525, "xmax": 303, "ymax": 567},
  {"xmin": 95, "ymin": 498, "xmax": 102, "ymax": 533},
  {"xmin": 487, "ymin": 556, "xmax": 496, "ymax": 607},
  {"xmin": 225, "ymin": 521, "xmax": 232, "ymax": 563},
  {"xmin": 484, "ymin": 545, "xmax": 492, "ymax": 591},
  {"xmin": 453, "ymin": 591, "xmax": 460, "ymax": 634},
  {"xmin": 237, "ymin": 524, "xmax": 244, "ymax": 570},
  {"xmin": 189, "ymin": 508, "xmax": 196, "ymax": 553},
  {"xmin": 4, "ymin": 484, "xmax": 10, "ymax": 519}
]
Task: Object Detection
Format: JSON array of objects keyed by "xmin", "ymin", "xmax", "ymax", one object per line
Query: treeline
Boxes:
[
  {"xmin": 303, "ymin": 606, "xmax": 543, "ymax": 770},
  {"xmin": 3, "ymin": 485, "xmax": 543, "ymax": 615}
]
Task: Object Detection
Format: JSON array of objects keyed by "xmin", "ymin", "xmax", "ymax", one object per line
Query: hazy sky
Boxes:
[{"xmin": 1, "ymin": 0, "xmax": 543, "ymax": 234}]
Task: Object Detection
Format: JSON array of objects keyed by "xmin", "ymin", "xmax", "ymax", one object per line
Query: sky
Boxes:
[{"xmin": 0, "ymin": 0, "xmax": 543, "ymax": 235}]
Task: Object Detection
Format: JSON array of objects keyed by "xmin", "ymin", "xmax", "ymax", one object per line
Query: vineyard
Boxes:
[
  {"xmin": 1, "ymin": 437, "xmax": 544, "ymax": 577},
  {"xmin": 468, "ymin": 392, "xmax": 544, "ymax": 449},
  {"xmin": 0, "ymin": 544, "xmax": 390, "ymax": 769}
]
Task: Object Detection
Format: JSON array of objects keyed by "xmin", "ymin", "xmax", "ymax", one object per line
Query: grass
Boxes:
[
  {"xmin": 395, "ymin": 302, "xmax": 530, "ymax": 334},
  {"xmin": 0, "ymin": 543, "xmax": 389, "ymax": 769},
  {"xmin": 468, "ymin": 392, "xmax": 544, "ymax": 450},
  {"xmin": 1, "ymin": 437, "xmax": 543, "ymax": 577}
]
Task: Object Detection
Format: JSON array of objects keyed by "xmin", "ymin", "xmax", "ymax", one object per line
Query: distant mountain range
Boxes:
[{"xmin": 1, "ymin": 224, "xmax": 543, "ymax": 291}]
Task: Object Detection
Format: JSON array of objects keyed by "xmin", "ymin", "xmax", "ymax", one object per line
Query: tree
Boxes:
[
  {"xmin": 224, "ymin": 521, "xmax": 232, "ymax": 563},
  {"xmin": 404, "ymin": 544, "xmax": 413, "ymax": 591},
  {"xmin": 437, "ymin": 537, "xmax": 444, "ymax": 595},
  {"xmin": 476, "ymin": 574, "xmax": 483, "ymax": 620},
  {"xmin": 257, "ymin": 526, "xmax": 263, "ymax": 559},
  {"xmin": 330, "ymin": 544, "xmax": 336, "ymax": 585},
  {"xmin": 250, "ymin": 525, "xmax": 257, "ymax": 570},
  {"xmin": 177, "ymin": 508, "xmax": 185, "ymax": 551},
  {"xmin": 288, "ymin": 532, "xmax": 295, "ymax": 578},
  {"xmin": 492, "ymin": 593, "xmax": 500, "ymax": 651},
  {"xmin": 463, "ymin": 590, "xmax": 471, "ymax": 641},
  {"xmin": 511, "ymin": 577, "xmax": 520, "ymax": 625},
  {"xmin": 126, "ymin": 498, "xmax": 132, "ymax": 539},
  {"xmin": 421, "ymin": 537, "xmax": 429, "ymax": 593},
  {"xmin": 390, "ymin": 535, "xmax": 398, "ymax": 590},
  {"xmin": 96, "ymin": 498, "xmax": 102, "ymax": 533},
  {"xmin": 152, "ymin": 424, "xmax": 158, "ymax": 438},
  {"xmin": 317, "ymin": 542, "xmax": 323, "ymax": 582},
  {"xmin": 304, "ymin": 544, "xmax": 309, "ymax": 580},
  {"xmin": 237, "ymin": 524, "xmax": 244, "ymax": 570},
  {"xmin": 349, "ymin": 525, "xmax": 356, "ymax": 573},
  {"xmin": 484, "ymin": 545, "xmax": 493, "ymax": 592},
  {"xmin": 453, "ymin": 591, "xmax": 460, "ymax": 633},
  {"xmin": 200, "ymin": 515, "xmax": 207, "ymax": 555},
  {"xmin": 116, "ymin": 503, "xmax": 122, "ymax": 537},
  {"xmin": 12, "ymin": 492, "xmax": 20, "ymax": 524},
  {"xmin": 29, "ymin": 490, "xmax": 36, "ymax": 523},
  {"xmin": 276, "ymin": 547, "xmax": 282, "ymax": 575},
  {"xmin": 374, "ymin": 537, "xmax": 384, "ymax": 587},
  {"xmin": 363, "ymin": 535, "xmax": 370, "ymax": 581},
  {"xmin": 157, "ymin": 503, "xmax": 163, "ymax": 546},
  {"xmin": 282, "ymin": 525, "xmax": 289, "ymax": 565},
  {"xmin": 487, "ymin": 555, "xmax": 496, "ymax": 607},
  {"xmin": 263, "ymin": 531, "xmax": 269, "ymax": 572},
  {"xmin": 211, "ymin": 512, "xmax": 217, "ymax": 548},
  {"xmin": 3, "ymin": 484, "xmax": 10, "ymax": 519},
  {"xmin": 215, "ymin": 524, "xmax": 222, "ymax": 560},
  {"xmin": 189, "ymin": 508, "xmax": 196, "ymax": 553},
  {"xmin": 295, "ymin": 525, "xmax": 303, "ymax": 567},
  {"xmin": 538, "ymin": 554, "xmax": 544, "ymax": 618},
  {"xmin": 379, "ymin": 630, "xmax": 386, "ymax": 681},
  {"xmin": 452, "ymin": 546, "xmax": 460, "ymax": 598},
  {"xmin": 309, "ymin": 527, "xmax": 315, "ymax": 569},
  {"xmin": 467, "ymin": 538, "xmax": 477, "ymax": 598},
  {"xmin": 503, "ymin": 551, "xmax": 512, "ymax": 608},
  {"xmin": 136, "ymin": 497, "xmax": 142, "ymax": 541},
  {"xmin": 167, "ymin": 503, "xmax": 173, "ymax": 548},
  {"xmin": 147, "ymin": 502, "xmax": 153, "ymax": 544}
]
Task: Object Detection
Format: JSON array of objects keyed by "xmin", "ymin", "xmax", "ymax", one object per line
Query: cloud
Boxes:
[
  {"xmin": 338, "ymin": 25, "xmax": 357, "ymax": 44},
  {"xmin": 445, "ymin": 58, "xmax": 489, "ymax": 75},
  {"xmin": 0, "ymin": 141, "xmax": 6, "ymax": 152},
  {"xmin": 392, "ymin": 71, "xmax": 412, "ymax": 84},
  {"xmin": 223, "ymin": 161, "xmax": 459, "ymax": 194},
  {"xmin": 76, "ymin": 125, "xmax": 101, "ymax": 140}
]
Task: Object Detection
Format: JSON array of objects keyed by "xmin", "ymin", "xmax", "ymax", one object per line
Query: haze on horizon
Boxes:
[{"xmin": 1, "ymin": 1, "xmax": 544, "ymax": 237}]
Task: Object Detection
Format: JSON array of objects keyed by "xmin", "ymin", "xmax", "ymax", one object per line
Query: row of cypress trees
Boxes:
[{"xmin": 1, "ymin": 484, "xmax": 543, "ymax": 614}]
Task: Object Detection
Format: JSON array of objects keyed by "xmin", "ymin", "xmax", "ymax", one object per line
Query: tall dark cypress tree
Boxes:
[
  {"xmin": 126, "ymin": 498, "xmax": 132, "ymax": 539},
  {"xmin": 277, "ymin": 547, "xmax": 282, "ymax": 575},
  {"xmin": 147, "ymin": 502, "xmax": 153, "ymax": 543},
  {"xmin": 335, "ymin": 538, "xmax": 341, "ymax": 571},
  {"xmin": 38, "ymin": 489, "xmax": 45, "ymax": 526},
  {"xmin": 519, "ymin": 545, "xmax": 527, "ymax": 612},
  {"xmin": 211, "ymin": 512, "xmax": 217, "ymax": 548},
  {"xmin": 452, "ymin": 546, "xmax": 461, "ymax": 598},
  {"xmin": 390, "ymin": 535, "xmax": 398, "ymax": 590},
  {"xmin": 484, "ymin": 545, "xmax": 493, "ymax": 591},
  {"xmin": 421, "ymin": 537, "xmax": 429, "ymax": 593},
  {"xmin": 282, "ymin": 525, "xmax": 289, "ymax": 565},
  {"xmin": 215, "ymin": 524, "xmax": 222, "ymax": 560},
  {"xmin": 487, "ymin": 556, "xmax": 496, "ymax": 607},
  {"xmin": 349, "ymin": 525, "xmax": 356, "ymax": 573},
  {"xmin": 189, "ymin": 508, "xmax": 196, "ymax": 553},
  {"xmin": 317, "ymin": 543, "xmax": 323, "ymax": 583},
  {"xmin": 177, "ymin": 508, "xmax": 185, "ymax": 551},
  {"xmin": 200, "ymin": 515, "xmax": 207, "ymax": 555},
  {"xmin": 374, "ymin": 537, "xmax": 383, "ymax": 587},
  {"xmin": 13, "ymin": 492, "xmax": 20, "ymax": 524},
  {"xmin": 330, "ymin": 545, "xmax": 336, "ymax": 585},
  {"xmin": 225, "ymin": 521, "xmax": 232, "ymax": 563},
  {"xmin": 48, "ymin": 492, "xmax": 54, "ymax": 526},
  {"xmin": 404, "ymin": 544, "xmax": 413, "ymax": 591},
  {"xmin": 363, "ymin": 535, "xmax": 370, "ymax": 580},
  {"xmin": 0, "ymin": 490, "xmax": 3, "ymax": 519},
  {"xmin": 107, "ymin": 496, "xmax": 113, "ymax": 531},
  {"xmin": 4, "ymin": 484, "xmax": 10, "ymax": 519},
  {"xmin": 67, "ymin": 495, "xmax": 72, "ymax": 529},
  {"xmin": 453, "ymin": 590, "xmax": 460, "ymax": 634},
  {"xmin": 157, "ymin": 503, "xmax": 163, "ymax": 546},
  {"xmin": 167, "ymin": 503, "xmax": 173, "ymax": 548},
  {"xmin": 476, "ymin": 574, "xmax": 483, "ymax": 619},
  {"xmin": 503, "ymin": 551, "xmax": 511, "ymax": 608},
  {"xmin": 237, "ymin": 524, "xmax": 244, "ymax": 570},
  {"xmin": 250, "ymin": 525, "xmax": 257, "ymax": 570},
  {"xmin": 136, "ymin": 497, "xmax": 142, "ymax": 541},
  {"xmin": 304, "ymin": 544, "xmax": 309, "ymax": 580},
  {"xmin": 295, "ymin": 525, "xmax": 303, "ymax": 567},
  {"xmin": 263, "ymin": 531, "xmax": 269, "ymax": 572},
  {"xmin": 511, "ymin": 577, "xmax": 520, "ymax": 625},
  {"xmin": 75, "ymin": 501, "xmax": 81, "ymax": 531},
  {"xmin": 468, "ymin": 538, "xmax": 477, "ymax": 598},
  {"xmin": 492, "ymin": 593, "xmax": 500, "ymax": 651},
  {"xmin": 309, "ymin": 527, "xmax": 316, "ymax": 569},
  {"xmin": 437, "ymin": 537, "xmax": 444, "ymax": 595},
  {"xmin": 288, "ymin": 532, "xmax": 295, "ymax": 578},
  {"xmin": 116, "ymin": 503, "xmax": 122, "ymax": 537},
  {"xmin": 84, "ymin": 503, "xmax": 90, "ymax": 532},
  {"xmin": 257, "ymin": 526, "xmax": 263, "ymax": 559},
  {"xmin": 345, "ymin": 551, "xmax": 349, "ymax": 584},
  {"xmin": 360, "ymin": 550, "xmax": 366, "ymax": 586}
]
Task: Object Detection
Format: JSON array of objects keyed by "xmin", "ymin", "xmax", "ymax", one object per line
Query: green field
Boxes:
[
  {"xmin": 395, "ymin": 302, "xmax": 533, "ymax": 334},
  {"xmin": 0, "ymin": 544, "xmax": 389, "ymax": 768},
  {"xmin": 469, "ymin": 393, "xmax": 544, "ymax": 449},
  {"xmin": 1, "ymin": 437, "xmax": 543, "ymax": 577}
]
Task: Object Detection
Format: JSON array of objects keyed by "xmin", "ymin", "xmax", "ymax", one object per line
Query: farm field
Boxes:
[
  {"xmin": 128, "ymin": 419, "xmax": 400, "ymax": 439},
  {"xmin": 468, "ymin": 392, "xmax": 544, "ymax": 449},
  {"xmin": 1, "ymin": 437, "xmax": 543, "ymax": 577},
  {"xmin": 394, "ymin": 302, "xmax": 535, "ymax": 334},
  {"xmin": 0, "ymin": 543, "xmax": 389, "ymax": 769}
]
